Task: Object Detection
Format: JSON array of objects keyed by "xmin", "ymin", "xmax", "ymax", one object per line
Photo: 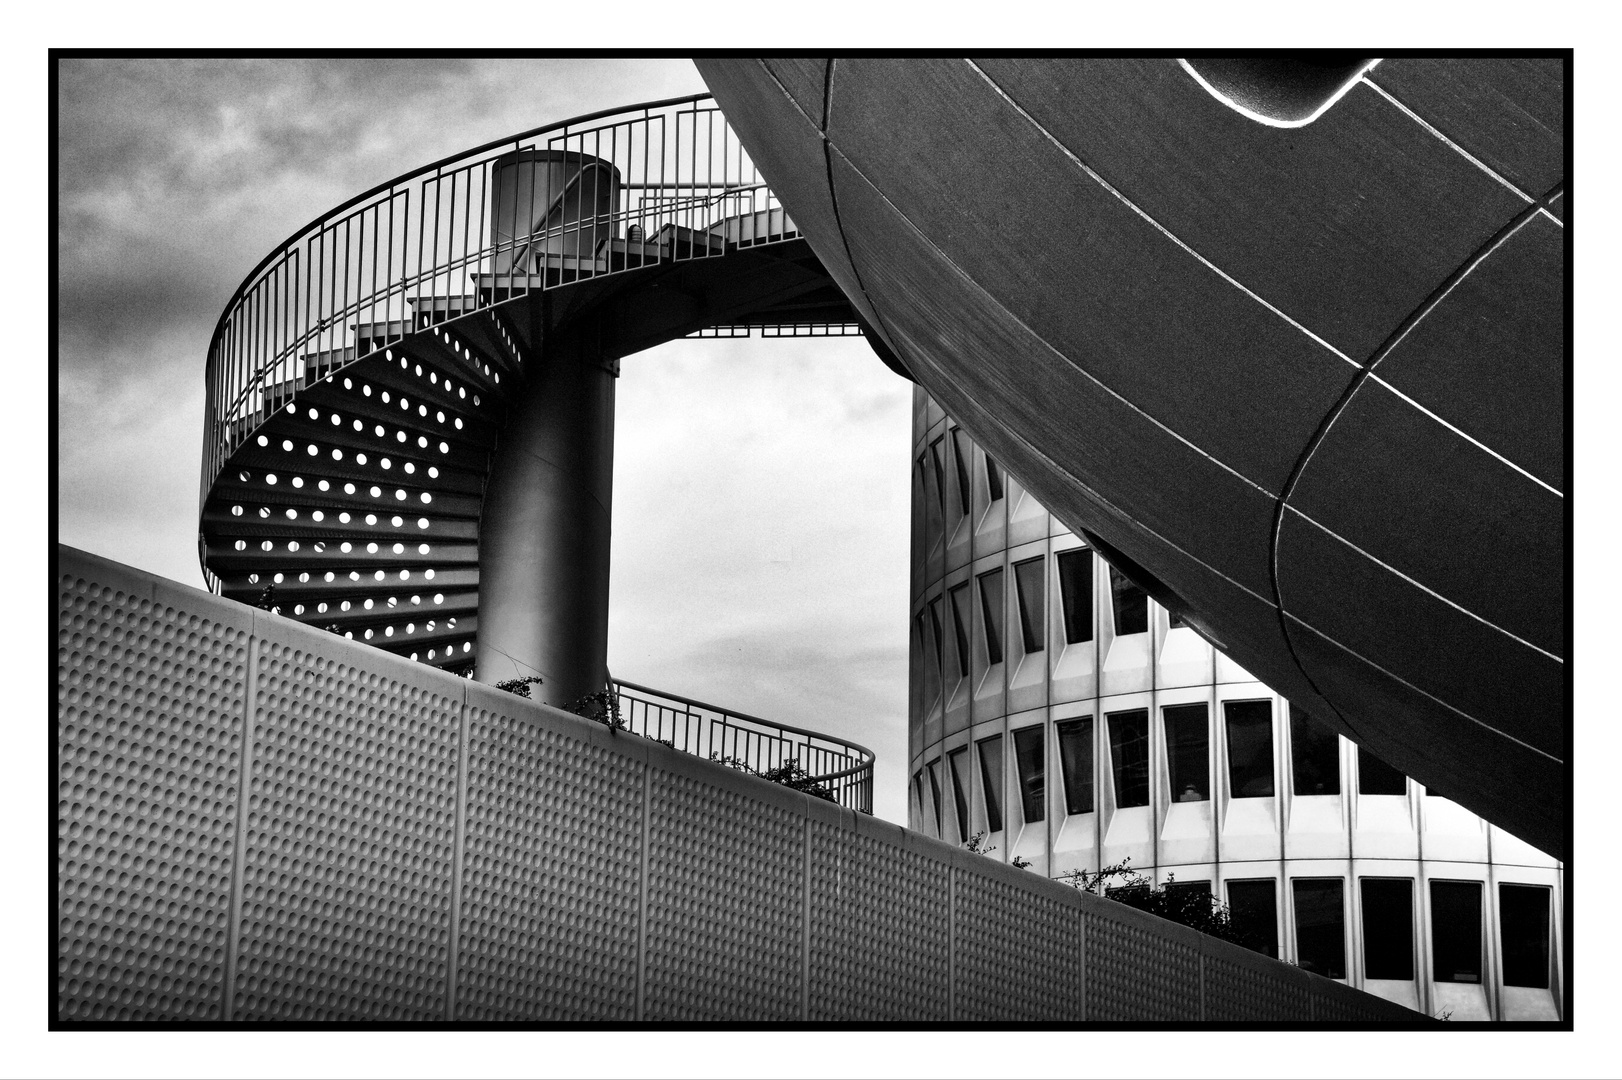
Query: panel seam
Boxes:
[
  {"xmin": 878, "ymin": 313, "xmax": 1278, "ymax": 610},
  {"xmin": 1282, "ymin": 611, "xmax": 1563, "ymax": 764},
  {"xmin": 1268, "ymin": 193, "xmax": 1564, "ymax": 731},
  {"xmin": 1359, "ymin": 73, "xmax": 1537, "ymax": 204},
  {"xmin": 751, "ymin": 58, "xmax": 911, "ymax": 381},
  {"xmin": 946, "ymin": 864, "xmax": 957, "ymax": 1022},
  {"xmin": 221, "ymin": 623, "xmax": 261, "ymax": 1022},
  {"xmin": 634, "ymin": 761, "xmax": 652, "ymax": 1020},
  {"xmin": 800, "ymin": 815, "xmax": 811, "ymax": 1020},
  {"xmin": 1284, "ymin": 505, "xmax": 1562, "ymax": 663},
  {"xmin": 444, "ymin": 687, "xmax": 471, "ymax": 1020},
  {"xmin": 819, "ymin": 131, "xmax": 1285, "ymax": 506},
  {"xmin": 965, "ymin": 58, "xmax": 1360, "ymax": 369}
]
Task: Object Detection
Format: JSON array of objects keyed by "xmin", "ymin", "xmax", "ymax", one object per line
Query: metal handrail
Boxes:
[
  {"xmin": 611, "ymin": 679, "xmax": 876, "ymax": 814},
  {"xmin": 200, "ymin": 91, "xmax": 797, "ymax": 510}
]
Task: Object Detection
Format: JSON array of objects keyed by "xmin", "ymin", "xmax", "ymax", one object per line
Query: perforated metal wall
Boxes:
[
  {"xmin": 57, "ymin": 567, "xmax": 248, "ymax": 1021},
  {"xmin": 642, "ymin": 770, "xmax": 804, "ymax": 1020},
  {"xmin": 56, "ymin": 545, "xmax": 1422, "ymax": 1024},
  {"xmin": 955, "ymin": 870, "xmax": 1083, "ymax": 1020},
  {"xmin": 1311, "ymin": 979, "xmax": 1412, "ymax": 1022},
  {"xmin": 232, "ymin": 632, "xmax": 462, "ymax": 1020},
  {"xmin": 455, "ymin": 702, "xmax": 643, "ymax": 1020},
  {"xmin": 1204, "ymin": 951, "xmax": 1313, "ymax": 1022},
  {"xmin": 808, "ymin": 822, "xmax": 950, "ymax": 1020},
  {"xmin": 1084, "ymin": 907, "xmax": 1204, "ymax": 1021}
]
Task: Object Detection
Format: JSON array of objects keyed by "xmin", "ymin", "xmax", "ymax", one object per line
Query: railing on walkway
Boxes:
[
  {"xmin": 612, "ymin": 679, "xmax": 875, "ymax": 815},
  {"xmin": 202, "ymin": 92, "xmax": 795, "ymax": 505}
]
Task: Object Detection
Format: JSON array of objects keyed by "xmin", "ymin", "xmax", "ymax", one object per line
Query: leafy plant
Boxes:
[
  {"xmin": 711, "ymin": 754, "xmax": 836, "ymax": 802},
  {"xmin": 496, "ymin": 675, "xmax": 544, "ymax": 698},
  {"xmin": 565, "ymin": 686, "xmax": 624, "ymax": 732},
  {"xmin": 963, "ymin": 832, "xmax": 1032, "ymax": 868},
  {"xmin": 1059, "ymin": 859, "xmax": 1258, "ymax": 950}
]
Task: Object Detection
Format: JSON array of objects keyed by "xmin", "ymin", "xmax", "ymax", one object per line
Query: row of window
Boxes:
[
  {"xmin": 917, "ymin": 549, "xmax": 1159, "ymax": 698},
  {"xmin": 921, "ymin": 427, "xmax": 1003, "ymax": 525},
  {"xmin": 914, "ymin": 704, "xmax": 1411, "ymax": 836},
  {"xmin": 1209, "ymin": 877, "xmax": 1552, "ymax": 989}
]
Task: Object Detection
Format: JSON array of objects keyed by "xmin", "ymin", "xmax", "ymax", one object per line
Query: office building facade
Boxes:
[{"xmin": 908, "ymin": 389, "xmax": 1563, "ymax": 1021}]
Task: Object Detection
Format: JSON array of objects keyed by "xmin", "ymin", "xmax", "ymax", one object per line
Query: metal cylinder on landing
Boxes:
[
  {"xmin": 488, "ymin": 148, "xmax": 621, "ymax": 274},
  {"xmin": 474, "ymin": 330, "xmax": 615, "ymax": 707}
]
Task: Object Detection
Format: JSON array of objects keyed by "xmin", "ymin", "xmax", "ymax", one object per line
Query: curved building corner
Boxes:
[{"xmin": 907, "ymin": 388, "xmax": 1564, "ymax": 1021}]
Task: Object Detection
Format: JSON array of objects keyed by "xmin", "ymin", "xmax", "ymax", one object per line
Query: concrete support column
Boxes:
[{"xmin": 475, "ymin": 328, "xmax": 615, "ymax": 707}]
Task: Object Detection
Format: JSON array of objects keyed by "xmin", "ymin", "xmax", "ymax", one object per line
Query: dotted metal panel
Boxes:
[
  {"xmin": 57, "ymin": 571, "xmax": 248, "ymax": 1020},
  {"xmin": 643, "ymin": 770, "xmax": 803, "ymax": 1020},
  {"xmin": 1203, "ymin": 953, "xmax": 1312, "ymax": 1021},
  {"xmin": 954, "ymin": 870, "xmax": 1082, "ymax": 1020},
  {"xmin": 1311, "ymin": 980, "xmax": 1413, "ymax": 1021},
  {"xmin": 233, "ymin": 639, "xmax": 460, "ymax": 1020},
  {"xmin": 807, "ymin": 823, "xmax": 950, "ymax": 1020},
  {"xmin": 455, "ymin": 708, "xmax": 643, "ymax": 1019},
  {"xmin": 1084, "ymin": 907, "xmax": 1203, "ymax": 1021}
]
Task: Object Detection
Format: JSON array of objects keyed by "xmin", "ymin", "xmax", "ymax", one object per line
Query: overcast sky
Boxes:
[{"xmin": 55, "ymin": 58, "xmax": 915, "ymax": 823}]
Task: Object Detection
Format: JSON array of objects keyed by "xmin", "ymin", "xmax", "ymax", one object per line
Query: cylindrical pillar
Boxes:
[{"xmin": 475, "ymin": 329, "xmax": 614, "ymax": 707}]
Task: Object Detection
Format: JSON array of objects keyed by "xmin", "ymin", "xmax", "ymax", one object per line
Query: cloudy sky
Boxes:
[{"xmin": 55, "ymin": 58, "xmax": 915, "ymax": 823}]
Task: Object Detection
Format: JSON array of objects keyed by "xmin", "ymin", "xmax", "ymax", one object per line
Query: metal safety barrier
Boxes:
[
  {"xmin": 612, "ymin": 679, "xmax": 875, "ymax": 814},
  {"xmin": 201, "ymin": 92, "xmax": 795, "ymax": 506}
]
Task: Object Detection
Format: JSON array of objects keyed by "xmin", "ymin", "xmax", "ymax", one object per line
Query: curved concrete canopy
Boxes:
[{"xmin": 697, "ymin": 57, "xmax": 1567, "ymax": 858}]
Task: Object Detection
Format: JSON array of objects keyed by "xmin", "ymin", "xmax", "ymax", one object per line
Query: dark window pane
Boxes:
[
  {"xmin": 1431, "ymin": 881, "xmax": 1483, "ymax": 984},
  {"xmin": 917, "ymin": 611, "xmax": 939, "ymax": 706},
  {"xmin": 1110, "ymin": 566, "xmax": 1148, "ymax": 636},
  {"xmin": 927, "ymin": 598, "xmax": 946, "ymax": 705},
  {"xmin": 1056, "ymin": 717, "xmax": 1094, "ymax": 815},
  {"xmin": 978, "ymin": 568, "xmax": 1005, "ymax": 666},
  {"xmin": 928, "ymin": 436, "xmax": 946, "ymax": 512},
  {"xmin": 1013, "ymin": 556, "xmax": 1045, "ymax": 653},
  {"xmin": 1290, "ymin": 705, "xmax": 1341, "ymax": 796},
  {"xmin": 1500, "ymin": 884, "xmax": 1551, "ymax": 989},
  {"xmin": 1107, "ymin": 882, "xmax": 1151, "ymax": 905},
  {"xmin": 948, "ymin": 748, "xmax": 971, "ymax": 842},
  {"xmin": 948, "ymin": 583, "xmax": 971, "ymax": 680},
  {"xmin": 1056, "ymin": 548, "xmax": 1093, "ymax": 644},
  {"xmin": 1227, "ymin": 879, "xmax": 1279, "ymax": 958},
  {"xmin": 1361, "ymin": 878, "xmax": 1415, "ymax": 980},
  {"xmin": 985, "ymin": 452, "xmax": 1004, "ymax": 502},
  {"xmin": 1225, "ymin": 699, "xmax": 1275, "ymax": 798},
  {"xmin": 926, "ymin": 758, "xmax": 944, "ymax": 837},
  {"xmin": 1358, "ymin": 746, "xmax": 1407, "ymax": 796},
  {"xmin": 918, "ymin": 453, "xmax": 939, "ymax": 538},
  {"xmin": 911, "ymin": 771, "xmax": 923, "ymax": 826},
  {"xmin": 1013, "ymin": 725, "xmax": 1045, "ymax": 823},
  {"xmin": 950, "ymin": 428, "xmax": 972, "ymax": 515},
  {"xmin": 1165, "ymin": 880, "xmax": 1212, "ymax": 923},
  {"xmin": 1293, "ymin": 878, "xmax": 1346, "ymax": 979},
  {"xmin": 977, "ymin": 735, "xmax": 1004, "ymax": 833},
  {"xmin": 1163, "ymin": 703, "xmax": 1209, "ymax": 803},
  {"xmin": 1109, "ymin": 709, "xmax": 1151, "ymax": 809}
]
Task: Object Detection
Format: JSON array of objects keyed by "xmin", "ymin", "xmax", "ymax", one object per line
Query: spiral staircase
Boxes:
[
  {"xmin": 198, "ymin": 93, "xmax": 863, "ymax": 674},
  {"xmin": 194, "ymin": 92, "xmax": 879, "ymax": 809}
]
